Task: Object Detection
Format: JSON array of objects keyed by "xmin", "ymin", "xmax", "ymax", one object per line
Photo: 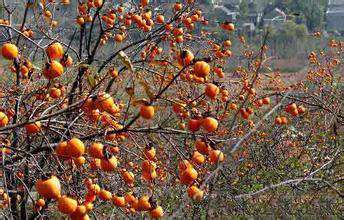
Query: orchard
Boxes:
[{"xmin": 0, "ymin": 0, "xmax": 343, "ymax": 219}]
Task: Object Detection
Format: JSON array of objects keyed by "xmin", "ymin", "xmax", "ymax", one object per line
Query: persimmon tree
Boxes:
[{"xmin": 0, "ymin": 0, "xmax": 343, "ymax": 219}]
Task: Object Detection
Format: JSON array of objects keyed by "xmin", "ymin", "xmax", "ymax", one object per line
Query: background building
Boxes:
[{"xmin": 326, "ymin": 0, "xmax": 344, "ymax": 32}]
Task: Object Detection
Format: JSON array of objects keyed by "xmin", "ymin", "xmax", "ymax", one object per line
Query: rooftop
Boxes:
[{"xmin": 329, "ymin": 0, "xmax": 344, "ymax": 5}]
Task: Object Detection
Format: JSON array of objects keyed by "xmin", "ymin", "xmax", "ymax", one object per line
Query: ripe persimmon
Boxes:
[
  {"xmin": 209, "ymin": 150, "xmax": 224, "ymax": 164},
  {"xmin": 172, "ymin": 102, "xmax": 186, "ymax": 114},
  {"xmin": 61, "ymin": 0, "xmax": 70, "ymax": 5},
  {"xmin": 76, "ymin": 17, "xmax": 85, "ymax": 26},
  {"xmin": 205, "ymin": 83, "xmax": 220, "ymax": 99},
  {"xmin": 140, "ymin": 105, "xmax": 155, "ymax": 119},
  {"xmin": 150, "ymin": 205, "xmax": 164, "ymax": 218},
  {"xmin": 55, "ymin": 141, "xmax": 68, "ymax": 157},
  {"xmin": 84, "ymin": 193, "xmax": 97, "ymax": 205},
  {"xmin": 286, "ymin": 103, "xmax": 297, "ymax": 113},
  {"xmin": 100, "ymin": 156, "xmax": 118, "ymax": 172},
  {"xmin": 180, "ymin": 167, "xmax": 198, "ymax": 185},
  {"xmin": 44, "ymin": 61, "xmax": 64, "ymax": 79},
  {"xmin": 97, "ymin": 93, "xmax": 115, "ymax": 112},
  {"xmin": 177, "ymin": 50, "xmax": 194, "ymax": 66},
  {"xmin": 298, "ymin": 105, "xmax": 306, "ymax": 114},
  {"xmin": 240, "ymin": 110, "xmax": 250, "ymax": 120},
  {"xmin": 94, "ymin": 0, "xmax": 103, "ymax": 8},
  {"xmin": 229, "ymin": 103, "xmax": 237, "ymax": 110},
  {"xmin": 125, "ymin": 192, "xmax": 137, "ymax": 204},
  {"xmin": 114, "ymin": 34, "xmax": 124, "ymax": 42},
  {"xmin": 138, "ymin": 195, "xmax": 151, "ymax": 211},
  {"xmin": 156, "ymin": 14, "xmax": 165, "ymax": 24},
  {"xmin": 281, "ymin": 116, "xmax": 288, "ymax": 125},
  {"xmin": 35, "ymin": 176, "xmax": 61, "ymax": 199},
  {"xmin": 195, "ymin": 139, "xmax": 210, "ymax": 155},
  {"xmin": 70, "ymin": 205, "xmax": 87, "ymax": 219},
  {"xmin": 178, "ymin": 160, "xmax": 193, "ymax": 172},
  {"xmin": 85, "ymin": 203, "xmax": 93, "ymax": 211},
  {"xmin": 194, "ymin": 61, "xmax": 210, "ymax": 78},
  {"xmin": 99, "ymin": 189, "xmax": 112, "ymax": 201},
  {"xmin": 25, "ymin": 121, "xmax": 42, "ymax": 134},
  {"xmin": 246, "ymin": 107, "xmax": 254, "ymax": 115},
  {"xmin": 142, "ymin": 159, "xmax": 156, "ymax": 170},
  {"xmin": 0, "ymin": 0, "xmax": 332, "ymax": 217},
  {"xmin": 44, "ymin": 10, "xmax": 52, "ymax": 18},
  {"xmin": 36, "ymin": 198, "xmax": 45, "ymax": 207},
  {"xmin": 20, "ymin": 65, "xmax": 29, "ymax": 77},
  {"xmin": 89, "ymin": 158, "xmax": 101, "ymax": 170},
  {"xmin": 88, "ymin": 184, "xmax": 101, "ymax": 195},
  {"xmin": 117, "ymin": 6, "xmax": 124, "ymax": 13},
  {"xmin": 223, "ymin": 40, "xmax": 232, "ymax": 47},
  {"xmin": 113, "ymin": 195, "xmax": 126, "ymax": 207},
  {"xmin": 142, "ymin": 169, "xmax": 157, "ymax": 181},
  {"xmin": 214, "ymin": 67, "xmax": 224, "ymax": 78},
  {"xmin": 61, "ymin": 55, "xmax": 73, "ymax": 67},
  {"xmin": 188, "ymin": 118, "xmax": 201, "ymax": 132},
  {"xmin": 144, "ymin": 146, "xmax": 156, "ymax": 160},
  {"xmin": 0, "ymin": 112, "xmax": 9, "ymax": 127},
  {"xmin": 67, "ymin": 138, "xmax": 85, "ymax": 158},
  {"xmin": 140, "ymin": 0, "xmax": 149, "ymax": 7},
  {"xmin": 58, "ymin": 196, "xmax": 78, "ymax": 214},
  {"xmin": 187, "ymin": 185, "xmax": 204, "ymax": 201},
  {"xmin": 262, "ymin": 97, "xmax": 270, "ymax": 105},
  {"xmin": 108, "ymin": 67, "xmax": 118, "ymax": 78},
  {"xmin": 165, "ymin": 23, "xmax": 173, "ymax": 30},
  {"xmin": 202, "ymin": 117, "xmax": 218, "ymax": 133},
  {"xmin": 291, "ymin": 108, "xmax": 299, "ymax": 116},
  {"xmin": 221, "ymin": 22, "xmax": 235, "ymax": 31},
  {"xmin": 50, "ymin": 88, "xmax": 62, "ymax": 99},
  {"xmin": 1, "ymin": 43, "xmax": 19, "ymax": 60},
  {"xmin": 46, "ymin": 42, "xmax": 64, "ymax": 60},
  {"xmin": 73, "ymin": 156, "xmax": 86, "ymax": 167},
  {"xmin": 174, "ymin": 2, "xmax": 182, "ymax": 11},
  {"xmin": 173, "ymin": 27, "xmax": 184, "ymax": 36},
  {"xmin": 88, "ymin": 142, "xmax": 104, "ymax": 159},
  {"xmin": 192, "ymin": 151, "xmax": 205, "ymax": 165},
  {"xmin": 122, "ymin": 170, "xmax": 135, "ymax": 185},
  {"xmin": 109, "ymin": 146, "xmax": 120, "ymax": 154}
]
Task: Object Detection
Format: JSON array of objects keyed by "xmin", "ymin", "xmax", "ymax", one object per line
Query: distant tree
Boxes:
[
  {"xmin": 239, "ymin": 0, "xmax": 249, "ymax": 22},
  {"xmin": 269, "ymin": 21, "xmax": 308, "ymax": 58},
  {"xmin": 0, "ymin": 4, "xmax": 3, "ymax": 17},
  {"xmin": 259, "ymin": 0, "xmax": 327, "ymax": 31},
  {"xmin": 288, "ymin": 0, "xmax": 325, "ymax": 31},
  {"xmin": 202, "ymin": 0, "xmax": 213, "ymax": 5}
]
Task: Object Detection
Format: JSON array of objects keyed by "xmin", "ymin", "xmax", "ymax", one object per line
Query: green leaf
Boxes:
[
  {"xmin": 87, "ymin": 75, "xmax": 96, "ymax": 88},
  {"xmin": 118, "ymin": 51, "xmax": 134, "ymax": 72}
]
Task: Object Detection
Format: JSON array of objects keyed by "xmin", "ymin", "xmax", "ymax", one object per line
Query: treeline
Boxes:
[{"xmin": 203, "ymin": 0, "xmax": 331, "ymax": 67}]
